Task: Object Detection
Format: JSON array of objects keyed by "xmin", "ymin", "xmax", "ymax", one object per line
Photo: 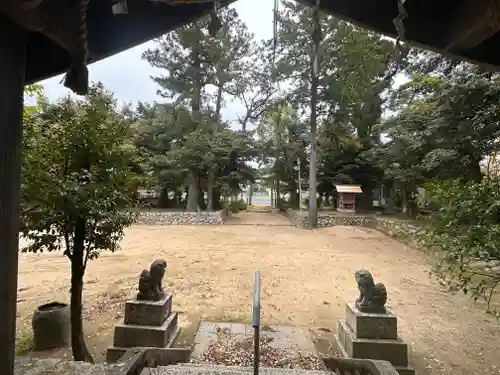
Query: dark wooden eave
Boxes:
[
  {"xmin": 1, "ymin": 0, "xmax": 235, "ymax": 85},
  {"xmin": 3, "ymin": 0, "xmax": 500, "ymax": 85},
  {"xmin": 297, "ymin": 0, "xmax": 500, "ymax": 68}
]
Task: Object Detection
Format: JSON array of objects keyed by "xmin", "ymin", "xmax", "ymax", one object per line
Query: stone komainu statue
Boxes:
[
  {"xmin": 354, "ymin": 269, "xmax": 387, "ymax": 313},
  {"xmin": 137, "ymin": 259, "xmax": 167, "ymax": 301}
]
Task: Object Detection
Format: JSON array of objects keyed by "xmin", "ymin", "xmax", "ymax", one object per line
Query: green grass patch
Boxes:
[{"xmin": 15, "ymin": 331, "xmax": 33, "ymax": 356}]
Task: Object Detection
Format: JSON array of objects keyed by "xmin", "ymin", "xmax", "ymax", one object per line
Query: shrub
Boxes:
[
  {"xmin": 229, "ymin": 199, "xmax": 247, "ymax": 213},
  {"xmin": 420, "ymin": 179, "xmax": 500, "ymax": 317}
]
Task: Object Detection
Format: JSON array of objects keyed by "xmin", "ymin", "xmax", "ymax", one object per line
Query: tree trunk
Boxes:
[
  {"xmin": 188, "ymin": 27, "xmax": 203, "ymax": 209},
  {"xmin": 0, "ymin": 18, "xmax": 26, "ymax": 375},
  {"xmin": 386, "ymin": 184, "xmax": 396, "ymax": 213},
  {"xmin": 206, "ymin": 82, "xmax": 224, "ymax": 212},
  {"xmin": 402, "ymin": 184, "xmax": 417, "ymax": 218},
  {"xmin": 289, "ymin": 179, "xmax": 299, "ymax": 209},
  {"xmin": 270, "ymin": 182, "xmax": 274, "ymax": 207},
  {"xmin": 186, "ymin": 171, "xmax": 199, "ymax": 212},
  {"xmin": 207, "ymin": 170, "xmax": 214, "ymax": 211},
  {"xmin": 308, "ymin": 11, "xmax": 320, "ymax": 228},
  {"xmin": 174, "ymin": 190, "xmax": 182, "ymax": 208},
  {"xmin": 360, "ymin": 185, "xmax": 373, "ymax": 212},
  {"xmin": 212, "ymin": 189, "xmax": 222, "ymax": 210},
  {"xmin": 197, "ymin": 184, "xmax": 206, "ymax": 210},
  {"xmin": 467, "ymin": 160, "xmax": 483, "ymax": 182},
  {"xmin": 276, "ymin": 179, "xmax": 281, "ymax": 208},
  {"xmin": 191, "ymin": 31, "xmax": 202, "ymax": 117},
  {"xmin": 159, "ymin": 187, "xmax": 169, "ymax": 208},
  {"xmin": 214, "ymin": 86, "xmax": 223, "ymax": 123},
  {"xmin": 70, "ymin": 218, "xmax": 93, "ymax": 363},
  {"xmin": 248, "ymin": 184, "xmax": 253, "ymax": 205}
]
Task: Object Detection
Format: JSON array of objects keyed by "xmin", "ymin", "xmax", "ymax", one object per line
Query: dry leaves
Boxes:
[
  {"xmin": 193, "ymin": 330, "xmax": 325, "ymax": 370},
  {"xmin": 82, "ymin": 282, "xmax": 133, "ymax": 320}
]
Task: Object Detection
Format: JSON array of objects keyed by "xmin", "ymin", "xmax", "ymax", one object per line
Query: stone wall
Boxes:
[
  {"xmin": 287, "ymin": 210, "xmax": 500, "ymax": 275},
  {"xmin": 136, "ymin": 210, "xmax": 226, "ymax": 225},
  {"xmin": 468, "ymin": 259, "xmax": 500, "ymax": 275}
]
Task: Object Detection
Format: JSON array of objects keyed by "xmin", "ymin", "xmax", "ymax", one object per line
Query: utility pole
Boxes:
[{"xmin": 297, "ymin": 157, "xmax": 302, "ymax": 212}]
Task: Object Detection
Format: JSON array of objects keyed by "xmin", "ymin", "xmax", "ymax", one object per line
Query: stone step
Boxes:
[
  {"xmin": 113, "ymin": 311, "xmax": 179, "ymax": 348},
  {"xmin": 141, "ymin": 364, "xmax": 331, "ymax": 375},
  {"xmin": 336, "ymin": 320, "xmax": 409, "ymax": 367}
]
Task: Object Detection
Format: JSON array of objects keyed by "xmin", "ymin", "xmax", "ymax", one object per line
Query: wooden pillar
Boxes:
[{"xmin": 0, "ymin": 15, "xmax": 27, "ymax": 375}]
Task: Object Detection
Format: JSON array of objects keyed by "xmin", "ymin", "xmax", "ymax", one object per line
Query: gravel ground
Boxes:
[
  {"xmin": 192, "ymin": 329, "xmax": 325, "ymax": 370},
  {"xmin": 16, "ymin": 211, "xmax": 500, "ymax": 375}
]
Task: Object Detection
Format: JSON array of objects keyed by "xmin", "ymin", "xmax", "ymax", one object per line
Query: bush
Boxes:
[
  {"xmin": 420, "ymin": 179, "xmax": 500, "ymax": 317},
  {"xmin": 230, "ymin": 199, "xmax": 247, "ymax": 213},
  {"xmin": 303, "ymin": 197, "xmax": 321, "ymax": 208}
]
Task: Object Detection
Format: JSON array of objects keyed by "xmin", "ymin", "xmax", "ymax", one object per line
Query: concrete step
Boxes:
[{"xmin": 141, "ymin": 364, "xmax": 331, "ymax": 375}]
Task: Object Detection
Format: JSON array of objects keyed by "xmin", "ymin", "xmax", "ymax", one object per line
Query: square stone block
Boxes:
[
  {"xmin": 114, "ymin": 311, "xmax": 178, "ymax": 348},
  {"xmin": 124, "ymin": 294, "xmax": 172, "ymax": 326},
  {"xmin": 393, "ymin": 365, "xmax": 416, "ymax": 375},
  {"xmin": 337, "ymin": 319, "xmax": 409, "ymax": 367},
  {"xmin": 105, "ymin": 347, "xmax": 131, "ymax": 364},
  {"xmin": 345, "ymin": 302, "xmax": 397, "ymax": 340}
]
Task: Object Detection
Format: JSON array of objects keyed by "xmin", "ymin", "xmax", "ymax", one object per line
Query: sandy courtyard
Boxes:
[{"xmin": 16, "ymin": 211, "xmax": 500, "ymax": 374}]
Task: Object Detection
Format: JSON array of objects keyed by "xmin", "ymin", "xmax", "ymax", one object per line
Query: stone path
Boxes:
[{"xmin": 191, "ymin": 322, "xmax": 317, "ymax": 359}]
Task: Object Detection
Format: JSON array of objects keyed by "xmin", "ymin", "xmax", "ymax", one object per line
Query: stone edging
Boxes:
[
  {"xmin": 285, "ymin": 210, "xmax": 420, "ymax": 247},
  {"xmin": 135, "ymin": 210, "xmax": 227, "ymax": 225},
  {"xmin": 286, "ymin": 211, "xmax": 500, "ymax": 276}
]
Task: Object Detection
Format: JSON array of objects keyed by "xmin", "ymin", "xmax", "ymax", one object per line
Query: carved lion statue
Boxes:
[
  {"xmin": 354, "ymin": 269, "xmax": 387, "ymax": 314},
  {"xmin": 137, "ymin": 259, "xmax": 167, "ymax": 301}
]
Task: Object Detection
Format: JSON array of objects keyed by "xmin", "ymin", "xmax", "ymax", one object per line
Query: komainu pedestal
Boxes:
[
  {"xmin": 106, "ymin": 260, "xmax": 179, "ymax": 363},
  {"xmin": 335, "ymin": 270, "xmax": 415, "ymax": 375}
]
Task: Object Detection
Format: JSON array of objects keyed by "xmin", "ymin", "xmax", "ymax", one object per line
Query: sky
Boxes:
[
  {"xmin": 41, "ymin": 0, "xmax": 406, "ymax": 128},
  {"xmin": 41, "ymin": 0, "xmax": 275, "ymax": 127}
]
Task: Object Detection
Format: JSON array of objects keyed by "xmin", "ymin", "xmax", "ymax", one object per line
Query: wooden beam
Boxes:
[
  {"xmin": 1, "ymin": 0, "xmax": 78, "ymax": 54},
  {"xmin": 0, "ymin": 15, "xmax": 26, "ymax": 375},
  {"xmin": 445, "ymin": 0, "xmax": 500, "ymax": 52}
]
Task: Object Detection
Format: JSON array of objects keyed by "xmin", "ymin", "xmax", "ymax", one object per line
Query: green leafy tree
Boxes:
[
  {"xmin": 133, "ymin": 103, "xmax": 194, "ymax": 207},
  {"xmin": 20, "ymin": 83, "xmax": 139, "ymax": 362},
  {"xmin": 378, "ymin": 60, "xmax": 500, "ymax": 216},
  {"xmin": 133, "ymin": 101, "xmax": 257, "ymax": 210},
  {"xmin": 205, "ymin": 8, "xmax": 254, "ymax": 119},
  {"xmin": 258, "ymin": 102, "xmax": 307, "ymax": 209},
  {"xmin": 143, "ymin": 18, "xmax": 210, "ymax": 210},
  {"xmin": 273, "ymin": 1, "xmax": 397, "ymax": 218},
  {"xmin": 143, "ymin": 8, "xmax": 260, "ymax": 209},
  {"xmin": 421, "ymin": 179, "xmax": 500, "ymax": 317},
  {"xmin": 23, "ymin": 84, "xmax": 44, "ymax": 119},
  {"xmin": 375, "ymin": 99, "xmax": 440, "ymax": 216}
]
